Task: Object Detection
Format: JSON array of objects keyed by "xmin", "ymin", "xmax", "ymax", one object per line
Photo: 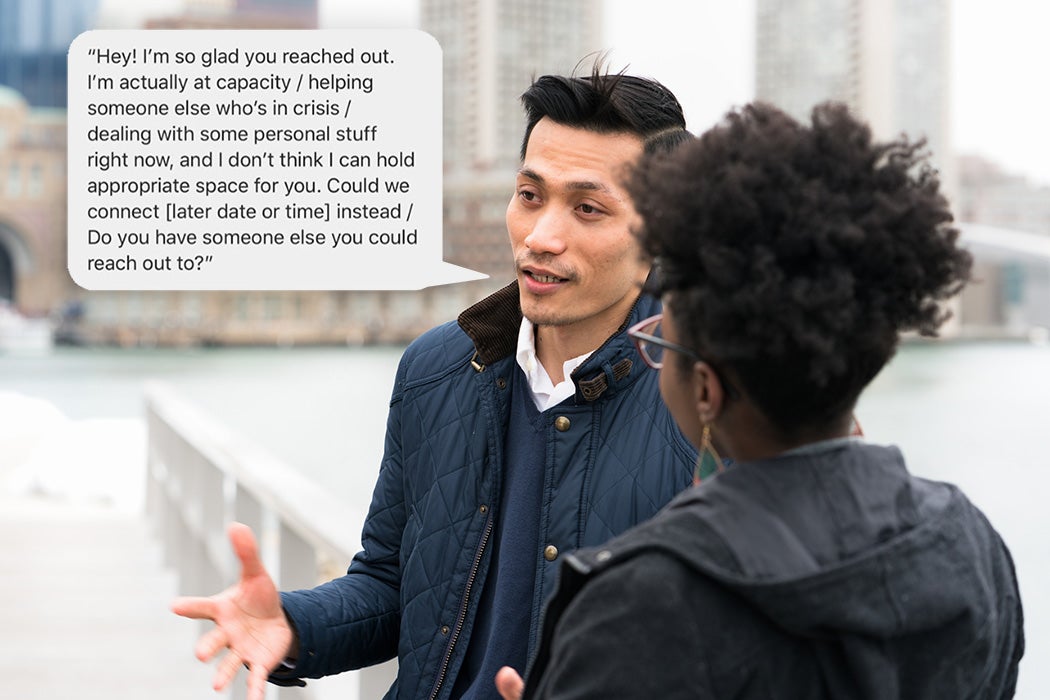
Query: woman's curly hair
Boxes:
[{"xmin": 628, "ymin": 101, "xmax": 972, "ymax": 433}]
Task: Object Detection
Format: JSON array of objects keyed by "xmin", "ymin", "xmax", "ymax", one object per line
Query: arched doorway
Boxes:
[
  {"xmin": 0, "ymin": 240, "xmax": 13, "ymax": 302},
  {"xmin": 0, "ymin": 222, "xmax": 35, "ymax": 305}
]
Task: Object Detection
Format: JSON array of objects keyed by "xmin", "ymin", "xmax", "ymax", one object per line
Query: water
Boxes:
[
  {"xmin": 1, "ymin": 345, "xmax": 403, "ymax": 501},
  {"xmin": 2, "ymin": 340, "xmax": 1048, "ymax": 695}
]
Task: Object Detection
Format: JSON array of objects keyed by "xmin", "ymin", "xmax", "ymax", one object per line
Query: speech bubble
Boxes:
[{"xmin": 67, "ymin": 29, "xmax": 488, "ymax": 290}]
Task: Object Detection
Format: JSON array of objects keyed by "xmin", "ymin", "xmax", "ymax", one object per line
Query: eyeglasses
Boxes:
[
  {"xmin": 628, "ymin": 314, "xmax": 738, "ymax": 398},
  {"xmin": 627, "ymin": 314, "xmax": 703, "ymax": 370}
]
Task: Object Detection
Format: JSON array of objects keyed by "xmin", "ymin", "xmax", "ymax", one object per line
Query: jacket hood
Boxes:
[
  {"xmin": 672, "ymin": 444, "xmax": 988, "ymax": 632},
  {"xmin": 570, "ymin": 441, "xmax": 1024, "ymax": 696}
]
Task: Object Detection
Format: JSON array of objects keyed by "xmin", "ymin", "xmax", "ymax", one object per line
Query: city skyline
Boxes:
[
  {"xmin": 2, "ymin": 0, "xmax": 1043, "ymax": 341},
  {"xmin": 90, "ymin": 0, "xmax": 1050, "ymax": 187},
  {"xmin": 321, "ymin": 0, "xmax": 1050, "ymax": 189}
]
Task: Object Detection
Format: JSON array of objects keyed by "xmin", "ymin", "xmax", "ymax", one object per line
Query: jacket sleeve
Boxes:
[
  {"xmin": 274, "ymin": 354, "xmax": 411, "ymax": 679},
  {"xmin": 526, "ymin": 553, "xmax": 711, "ymax": 700}
]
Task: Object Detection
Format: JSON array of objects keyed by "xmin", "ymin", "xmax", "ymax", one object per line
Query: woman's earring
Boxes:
[{"xmin": 694, "ymin": 424, "xmax": 725, "ymax": 485}]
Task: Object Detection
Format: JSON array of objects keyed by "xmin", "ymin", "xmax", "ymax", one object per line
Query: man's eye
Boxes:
[
  {"xmin": 519, "ymin": 190, "xmax": 538, "ymax": 202},
  {"xmin": 577, "ymin": 203, "xmax": 601, "ymax": 215}
]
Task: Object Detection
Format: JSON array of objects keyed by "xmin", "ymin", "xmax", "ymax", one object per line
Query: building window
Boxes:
[
  {"xmin": 262, "ymin": 295, "xmax": 281, "ymax": 320},
  {"xmin": 144, "ymin": 292, "xmax": 165, "ymax": 324},
  {"xmin": 28, "ymin": 163, "xmax": 42, "ymax": 197},
  {"xmin": 182, "ymin": 294, "xmax": 202, "ymax": 324},
  {"xmin": 125, "ymin": 293, "xmax": 143, "ymax": 321},
  {"xmin": 235, "ymin": 294, "xmax": 251, "ymax": 320},
  {"xmin": 6, "ymin": 163, "xmax": 21, "ymax": 197}
]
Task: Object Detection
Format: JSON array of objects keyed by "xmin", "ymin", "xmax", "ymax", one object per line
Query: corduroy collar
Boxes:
[{"xmin": 457, "ymin": 282, "xmax": 522, "ymax": 366}]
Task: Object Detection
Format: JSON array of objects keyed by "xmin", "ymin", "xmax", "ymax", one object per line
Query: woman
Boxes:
[{"xmin": 499, "ymin": 102, "xmax": 1024, "ymax": 699}]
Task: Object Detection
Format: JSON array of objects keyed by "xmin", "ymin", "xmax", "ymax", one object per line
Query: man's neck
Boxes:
[{"xmin": 534, "ymin": 313, "xmax": 625, "ymax": 384}]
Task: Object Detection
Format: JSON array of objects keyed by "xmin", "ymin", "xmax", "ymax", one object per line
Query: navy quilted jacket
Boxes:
[{"xmin": 278, "ymin": 283, "xmax": 697, "ymax": 699}]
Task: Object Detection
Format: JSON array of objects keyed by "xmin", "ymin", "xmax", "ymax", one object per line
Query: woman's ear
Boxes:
[{"xmin": 691, "ymin": 361, "xmax": 725, "ymax": 424}]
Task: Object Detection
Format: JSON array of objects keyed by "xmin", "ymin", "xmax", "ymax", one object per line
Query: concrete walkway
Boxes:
[{"xmin": 0, "ymin": 494, "xmax": 219, "ymax": 699}]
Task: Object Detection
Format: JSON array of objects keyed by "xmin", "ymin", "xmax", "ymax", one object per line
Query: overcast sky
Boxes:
[{"xmin": 96, "ymin": 0, "xmax": 1050, "ymax": 187}]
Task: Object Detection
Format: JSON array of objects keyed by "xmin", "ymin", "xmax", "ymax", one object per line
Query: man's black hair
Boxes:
[
  {"xmin": 643, "ymin": 127, "xmax": 695, "ymax": 155},
  {"xmin": 519, "ymin": 64, "xmax": 687, "ymax": 160},
  {"xmin": 627, "ymin": 101, "xmax": 972, "ymax": 434}
]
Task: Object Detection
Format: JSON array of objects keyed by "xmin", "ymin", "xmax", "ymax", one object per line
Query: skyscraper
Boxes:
[
  {"xmin": 422, "ymin": 0, "xmax": 602, "ymax": 276},
  {"xmin": 234, "ymin": 0, "xmax": 317, "ymax": 28},
  {"xmin": 755, "ymin": 0, "xmax": 951, "ymax": 185},
  {"xmin": 147, "ymin": 0, "xmax": 317, "ymax": 29}
]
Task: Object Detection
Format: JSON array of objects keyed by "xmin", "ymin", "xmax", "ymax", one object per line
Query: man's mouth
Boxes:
[{"xmin": 526, "ymin": 271, "xmax": 567, "ymax": 284}]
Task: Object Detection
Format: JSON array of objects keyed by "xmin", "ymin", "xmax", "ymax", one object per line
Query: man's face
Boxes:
[{"xmin": 507, "ymin": 117, "xmax": 649, "ymax": 332}]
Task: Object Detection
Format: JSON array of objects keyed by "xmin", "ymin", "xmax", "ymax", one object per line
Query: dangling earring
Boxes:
[{"xmin": 693, "ymin": 424, "xmax": 724, "ymax": 485}]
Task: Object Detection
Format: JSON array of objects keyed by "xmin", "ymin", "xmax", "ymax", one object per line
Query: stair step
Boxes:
[{"xmin": 0, "ymin": 497, "xmax": 222, "ymax": 698}]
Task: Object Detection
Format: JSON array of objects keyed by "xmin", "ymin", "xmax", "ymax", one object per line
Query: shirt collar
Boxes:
[{"xmin": 515, "ymin": 317, "xmax": 594, "ymax": 411}]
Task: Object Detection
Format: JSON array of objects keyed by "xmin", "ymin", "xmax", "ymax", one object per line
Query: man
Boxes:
[{"xmin": 173, "ymin": 67, "xmax": 697, "ymax": 700}]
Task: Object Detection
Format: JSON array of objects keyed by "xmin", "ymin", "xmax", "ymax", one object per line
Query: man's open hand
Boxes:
[{"xmin": 171, "ymin": 522, "xmax": 294, "ymax": 700}]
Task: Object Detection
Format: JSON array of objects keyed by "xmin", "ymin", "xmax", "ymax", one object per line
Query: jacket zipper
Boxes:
[{"xmin": 428, "ymin": 510, "xmax": 495, "ymax": 700}]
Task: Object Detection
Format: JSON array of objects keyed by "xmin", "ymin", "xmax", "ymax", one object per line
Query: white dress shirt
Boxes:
[{"xmin": 515, "ymin": 317, "xmax": 594, "ymax": 411}]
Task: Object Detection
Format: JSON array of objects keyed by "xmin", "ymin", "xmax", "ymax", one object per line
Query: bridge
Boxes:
[
  {"xmin": 956, "ymin": 223, "xmax": 1050, "ymax": 337},
  {"xmin": 959, "ymin": 222, "xmax": 1050, "ymax": 262}
]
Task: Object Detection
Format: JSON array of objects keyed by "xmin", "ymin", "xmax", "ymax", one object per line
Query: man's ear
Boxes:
[{"xmin": 691, "ymin": 361, "xmax": 725, "ymax": 424}]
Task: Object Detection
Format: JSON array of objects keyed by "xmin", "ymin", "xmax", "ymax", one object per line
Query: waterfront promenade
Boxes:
[
  {"xmin": 0, "ymin": 491, "xmax": 216, "ymax": 699},
  {"xmin": 0, "ymin": 380, "xmax": 390, "ymax": 700}
]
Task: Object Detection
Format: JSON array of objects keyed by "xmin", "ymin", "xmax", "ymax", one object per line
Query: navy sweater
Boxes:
[{"xmin": 453, "ymin": 368, "xmax": 546, "ymax": 699}]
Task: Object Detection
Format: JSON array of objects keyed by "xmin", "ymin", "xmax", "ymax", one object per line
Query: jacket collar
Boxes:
[
  {"xmin": 457, "ymin": 281, "xmax": 661, "ymax": 403},
  {"xmin": 457, "ymin": 282, "xmax": 522, "ymax": 366}
]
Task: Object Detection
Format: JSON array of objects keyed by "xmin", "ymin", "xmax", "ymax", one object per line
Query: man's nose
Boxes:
[{"xmin": 524, "ymin": 210, "xmax": 568, "ymax": 255}]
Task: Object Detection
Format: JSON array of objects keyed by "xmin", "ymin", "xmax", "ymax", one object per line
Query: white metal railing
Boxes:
[{"xmin": 144, "ymin": 381, "xmax": 397, "ymax": 700}]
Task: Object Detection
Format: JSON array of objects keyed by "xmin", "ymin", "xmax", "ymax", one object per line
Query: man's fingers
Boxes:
[
  {"xmin": 194, "ymin": 626, "xmax": 229, "ymax": 663},
  {"xmin": 212, "ymin": 649, "xmax": 243, "ymax": 692},
  {"xmin": 228, "ymin": 522, "xmax": 266, "ymax": 579},
  {"xmin": 247, "ymin": 661, "xmax": 270, "ymax": 700},
  {"xmin": 171, "ymin": 595, "xmax": 218, "ymax": 620},
  {"xmin": 495, "ymin": 666, "xmax": 525, "ymax": 700}
]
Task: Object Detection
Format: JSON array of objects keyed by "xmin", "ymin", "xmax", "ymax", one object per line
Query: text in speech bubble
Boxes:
[{"xmin": 67, "ymin": 29, "xmax": 487, "ymax": 290}]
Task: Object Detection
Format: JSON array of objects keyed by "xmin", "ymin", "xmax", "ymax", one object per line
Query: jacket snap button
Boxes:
[
  {"xmin": 496, "ymin": 378, "xmax": 507, "ymax": 389},
  {"xmin": 440, "ymin": 625, "xmax": 450, "ymax": 636},
  {"xmin": 479, "ymin": 504, "xmax": 488, "ymax": 514},
  {"xmin": 554, "ymin": 416, "xmax": 570, "ymax": 432},
  {"xmin": 544, "ymin": 545, "xmax": 559, "ymax": 561}
]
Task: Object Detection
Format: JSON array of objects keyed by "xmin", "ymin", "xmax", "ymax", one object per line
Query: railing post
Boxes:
[
  {"xmin": 234, "ymin": 481, "xmax": 264, "ymax": 535},
  {"xmin": 360, "ymin": 661, "xmax": 399, "ymax": 699},
  {"xmin": 144, "ymin": 383, "xmax": 393, "ymax": 700},
  {"xmin": 279, "ymin": 522, "xmax": 317, "ymax": 592}
]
